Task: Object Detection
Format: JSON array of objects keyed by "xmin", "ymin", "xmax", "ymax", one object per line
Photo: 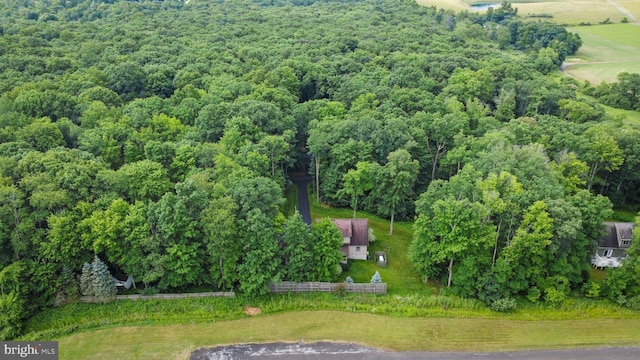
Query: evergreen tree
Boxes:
[
  {"xmin": 56, "ymin": 265, "xmax": 80, "ymax": 304},
  {"xmin": 79, "ymin": 262, "xmax": 94, "ymax": 297},
  {"xmin": 91, "ymin": 256, "xmax": 116, "ymax": 302},
  {"xmin": 371, "ymin": 271, "xmax": 382, "ymax": 284}
]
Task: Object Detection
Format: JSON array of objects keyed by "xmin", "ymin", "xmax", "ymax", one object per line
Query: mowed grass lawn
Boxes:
[
  {"xmin": 309, "ymin": 195, "xmax": 437, "ymax": 295},
  {"xmin": 565, "ymin": 24, "xmax": 640, "ymax": 83},
  {"xmin": 57, "ymin": 311, "xmax": 640, "ymax": 359}
]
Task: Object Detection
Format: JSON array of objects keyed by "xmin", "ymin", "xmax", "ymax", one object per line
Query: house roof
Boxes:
[
  {"xmin": 351, "ymin": 218, "xmax": 369, "ymax": 246},
  {"xmin": 332, "ymin": 218, "xmax": 369, "ymax": 246},
  {"xmin": 333, "ymin": 219, "xmax": 352, "ymax": 237},
  {"xmin": 616, "ymin": 223, "xmax": 634, "ymax": 240},
  {"xmin": 601, "ymin": 222, "xmax": 634, "ymax": 249}
]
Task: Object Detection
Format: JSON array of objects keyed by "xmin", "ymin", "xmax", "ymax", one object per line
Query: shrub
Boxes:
[
  {"xmin": 140, "ymin": 287, "xmax": 159, "ymax": 296},
  {"xmin": 616, "ymin": 294, "xmax": 628, "ymax": 307},
  {"xmin": 370, "ymin": 271, "xmax": 382, "ymax": 284},
  {"xmin": 476, "ymin": 273, "xmax": 501, "ymax": 305},
  {"xmin": 490, "ymin": 298, "xmax": 517, "ymax": 312},
  {"xmin": 545, "ymin": 287, "xmax": 566, "ymax": 307},
  {"xmin": 527, "ymin": 286, "xmax": 541, "ymax": 303},
  {"xmin": 625, "ymin": 295, "xmax": 640, "ymax": 310},
  {"xmin": 368, "ymin": 228, "xmax": 376, "ymax": 243},
  {"xmin": 582, "ymin": 281, "xmax": 601, "ymax": 299}
]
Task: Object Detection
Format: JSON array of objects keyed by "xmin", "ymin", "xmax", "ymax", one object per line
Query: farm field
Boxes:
[
  {"xmin": 55, "ymin": 311, "xmax": 640, "ymax": 359},
  {"xmin": 415, "ymin": 0, "xmax": 640, "ymax": 25},
  {"xmin": 563, "ymin": 24, "xmax": 640, "ymax": 84}
]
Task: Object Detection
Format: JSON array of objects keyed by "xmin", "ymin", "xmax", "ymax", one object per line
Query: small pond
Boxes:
[{"xmin": 470, "ymin": 3, "xmax": 501, "ymax": 11}]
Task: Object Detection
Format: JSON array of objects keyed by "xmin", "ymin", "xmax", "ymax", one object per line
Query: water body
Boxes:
[{"xmin": 470, "ymin": 3, "xmax": 501, "ymax": 11}]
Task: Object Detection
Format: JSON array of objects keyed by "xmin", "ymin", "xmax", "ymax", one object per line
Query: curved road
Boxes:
[{"xmin": 191, "ymin": 342, "xmax": 640, "ymax": 360}]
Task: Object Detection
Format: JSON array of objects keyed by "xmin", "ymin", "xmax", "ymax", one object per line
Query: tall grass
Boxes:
[{"xmin": 22, "ymin": 291, "xmax": 639, "ymax": 341}]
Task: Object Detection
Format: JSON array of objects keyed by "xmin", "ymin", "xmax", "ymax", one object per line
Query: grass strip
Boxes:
[{"xmin": 56, "ymin": 310, "xmax": 640, "ymax": 360}]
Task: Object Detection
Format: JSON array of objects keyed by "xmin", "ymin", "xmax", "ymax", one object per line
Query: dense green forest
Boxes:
[{"xmin": 1, "ymin": 0, "xmax": 640, "ymax": 340}]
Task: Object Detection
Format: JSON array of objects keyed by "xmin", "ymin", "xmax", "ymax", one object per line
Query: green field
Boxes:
[
  {"xmin": 56, "ymin": 311, "xmax": 640, "ymax": 359},
  {"xmin": 416, "ymin": 0, "xmax": 640, "ymax": 25},
  {"xmin": 564, "ymin": 24, "xmax": 640, "ymax": 84}
]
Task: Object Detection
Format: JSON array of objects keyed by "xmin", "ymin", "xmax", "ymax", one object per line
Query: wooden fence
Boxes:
[
  {"xmin": 269, "ymin": 282, "xmax": 386, "ymax": 294},
  {"xmin": 79, "ymin": 291, "xmax": 235, "ymax": 303}
]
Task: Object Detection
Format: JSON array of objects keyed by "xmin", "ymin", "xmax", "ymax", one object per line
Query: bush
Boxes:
[
  {"xmin": 370, "ymin": 271, "xmax": 382, "ymax": 284},
  {"xmin": 625, "ymin": 295, "xmax": 640, "ymax": 310},
  {"xmin": 616, "ymin": 294, "xmax": 628, "ymax": 307},
  {"xmin": 368, "ymin": 228, "xmax": 376, "ymax": 243},
  {"xmin": 490, "ymin": 298, "xmax": 517, "ymax": 312},
  {"xmin": 140, "ymin": 287, "xmax": 159, "ymax": 296},
  {"xmin": 527, "ymin": 286, "xmax": 541, "ymax": 303},
  {"xmin": 476, "ymin": 273, "xmax": 501, "ymax": 305},
  {"xmin": 582, "ymin": 281, "xmax": 601, "ymax": 299},
  {"xmin": 545, "ymin": 287, "xmax": 566, "ymax": 307}
]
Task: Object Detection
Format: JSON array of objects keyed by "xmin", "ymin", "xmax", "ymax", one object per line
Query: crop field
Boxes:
[
  {"xmin": 563, "ymin": 24, "xmax": 640, "ymax": 83},
  {"xmin": 415, "ymin": 0, "xmax": 640, "ymax": 25}
]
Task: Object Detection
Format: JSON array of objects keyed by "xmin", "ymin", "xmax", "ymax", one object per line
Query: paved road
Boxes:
[
  {"xmin": 191, "ymin": 342, "xmax": 640, "ymax": 360},
  {"xmin": 290, "ymin": 175, "xmax": 312, "ymax": 225}
]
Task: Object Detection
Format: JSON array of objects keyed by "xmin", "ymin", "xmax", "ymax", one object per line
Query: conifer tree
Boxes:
[
  {"xmin": 57, "ymin": 266, "xmax": 80, "ymax": 303},
  {"xmin": 371, "ymin": 271, "xmax": 382, "ymax": 284},
  {"xmin": 80, "ymin": 262, "xmax": 94, "ymax": 297},
  {"xmin": 91, "ymin": 256, "xmax": 116, "ymax": 302}
]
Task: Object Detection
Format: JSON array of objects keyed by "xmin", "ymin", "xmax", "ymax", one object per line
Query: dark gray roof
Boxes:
[
  {"xmin": 332, "ymin": 218, "xmax": 368, "ymax": 246},
  {"xmin": 601, "ymin": 222, "xmax": 634, "ymax": 249},
  {"xmin": 616, "ymin": 223, "xmax": 634, "ymax": 240}
]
